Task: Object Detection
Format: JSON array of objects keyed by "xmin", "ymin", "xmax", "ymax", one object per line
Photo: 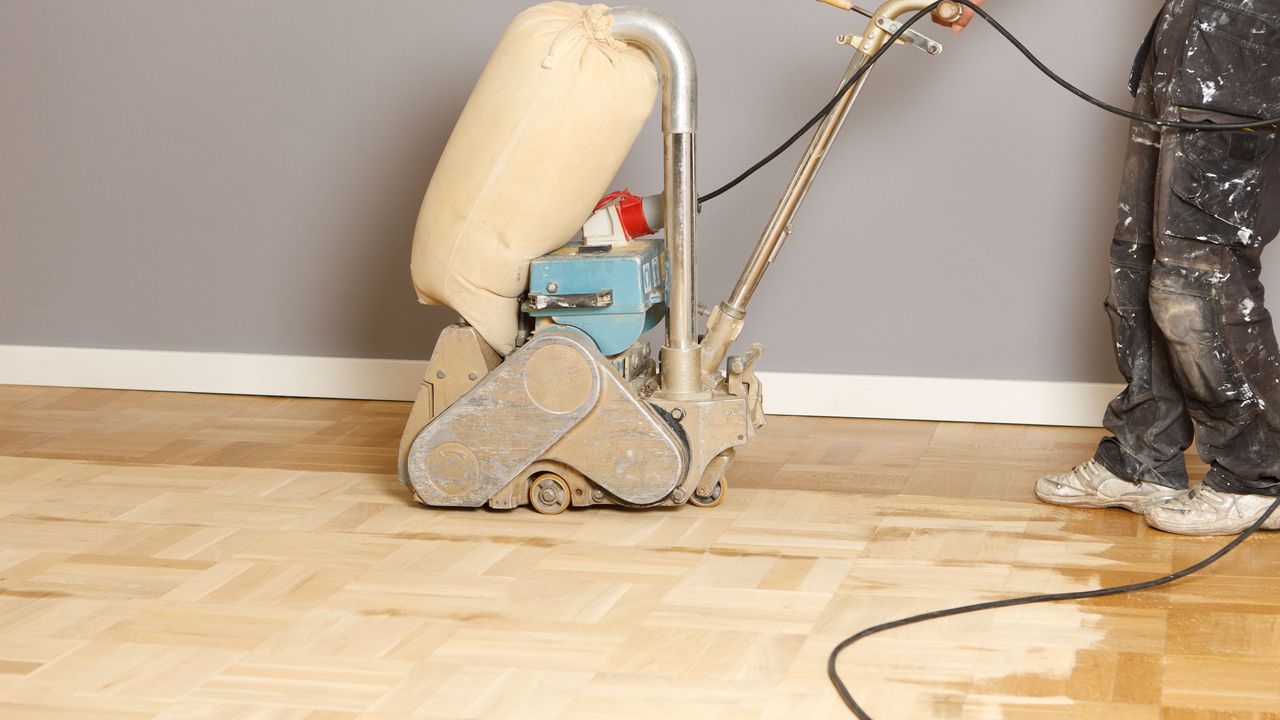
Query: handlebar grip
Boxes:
[
  {"xmin": 818, "ymin": 1, "xmax": 964, "ymax": 23},
  {"xmin": 934, "ymin": 1, "xmax": 964, "ymax": 24}
]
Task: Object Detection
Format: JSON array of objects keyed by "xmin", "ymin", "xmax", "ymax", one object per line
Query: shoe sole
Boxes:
[
  {"xmin": 1034, "ymin": 484, "xmax": 1182, "ymax": 512},
  {"xmin": 1035, "ymin": 487, "xmax": 1158, "ymax": 514},
  {"xmin": 1143, "ymin": 516, "xmax": 1280, "ymax": 536}
]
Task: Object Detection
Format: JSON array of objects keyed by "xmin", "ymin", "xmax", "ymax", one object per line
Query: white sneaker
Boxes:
[
  {"xmin": 1035, "ymin": 459, "xmax": 1183, "ymax": 513},
  {"xmin": 1143, "ymin": 486, "xmax": 1280, "ymax": 536}
]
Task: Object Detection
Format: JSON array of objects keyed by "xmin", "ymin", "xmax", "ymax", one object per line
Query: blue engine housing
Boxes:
[{"xmin": 524, "ymin": 239, "xmax": 666, "ymax": 356}]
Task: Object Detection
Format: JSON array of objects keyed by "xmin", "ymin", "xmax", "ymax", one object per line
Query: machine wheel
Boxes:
[
  {"xmin": 528, "ymin": 473, "xmax": 571, "ymax": 515},
  {"xmin": 688, "ymin": 477, "xmax": 727, "ymax": 509}
]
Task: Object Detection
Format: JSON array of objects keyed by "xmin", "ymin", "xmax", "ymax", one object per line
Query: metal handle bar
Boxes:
[{"xmin": 699, "ymin": 0, "xmax": 957, "ymax": 378}]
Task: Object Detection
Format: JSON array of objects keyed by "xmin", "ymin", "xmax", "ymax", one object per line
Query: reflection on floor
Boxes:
[{"xmin": 0, "ymin": 385, "xmax": 1277, "ymax": 719}]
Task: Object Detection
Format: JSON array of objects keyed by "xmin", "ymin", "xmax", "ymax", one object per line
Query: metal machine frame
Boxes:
[{"xmin": 398, "ymin": 0, "xmax": 962, "ymax": 514}]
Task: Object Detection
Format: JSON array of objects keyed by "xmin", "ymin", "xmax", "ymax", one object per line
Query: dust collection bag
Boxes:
[{"xmin": 410, "ymin": 2, "xmax": 659, "ymax": 355}]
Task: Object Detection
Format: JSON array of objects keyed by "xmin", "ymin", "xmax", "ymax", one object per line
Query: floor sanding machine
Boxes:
[{"xmin": 398, "ymin": 0, "xmax": 964, "ymax": 514}]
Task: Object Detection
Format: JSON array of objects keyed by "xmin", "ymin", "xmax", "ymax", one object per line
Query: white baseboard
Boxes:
[
  {"xmin": 0, "ymin": 344, "xmax": 1120, "ymax": 427},
  {"xmin": 757, "ymin": 371, "xmax": 1118, "ymax": 427},
  {"xmin": 0, "ymin": 345, "xmax": 425, "ymax": 403}
]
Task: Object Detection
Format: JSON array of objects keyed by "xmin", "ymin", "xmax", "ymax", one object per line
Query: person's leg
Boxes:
[
  {"xmin": 1141, "ymin": 0, "xmax": 1280, "ymax": 534},
  {"xmin": 1092, "ymin": 21, "xmax": 1194, "ymax": 491},
  {"xmin": 1143, "ymin": 241, "xmax": 1280, "ymax": 534},
  {"xmin": 1036, "ymin": 8, "xmax": 1192, "ymax": 512}
]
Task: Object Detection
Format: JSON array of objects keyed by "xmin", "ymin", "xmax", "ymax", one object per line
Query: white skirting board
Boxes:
[{"xmin": 0, "ymin": 344, "xmax": 1121, "ymax": 428}]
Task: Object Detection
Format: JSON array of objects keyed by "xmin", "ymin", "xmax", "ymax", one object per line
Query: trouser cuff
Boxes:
[
  {"xmin": 1202, "ymin": 463, "xmax": 1280, "ymax": 497},
  {"xmin": 1094, "ymin": 437, "xmax": 1189, "ymax": 490}
]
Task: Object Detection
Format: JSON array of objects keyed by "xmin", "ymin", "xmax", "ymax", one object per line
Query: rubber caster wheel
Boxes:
[
  {"xmin": 689, "ymin": 477, "xmax": 727, "ymax": 508},
  {"xmin": 529, "ymin": 473, "xmax": 571, "ymax": 515}
]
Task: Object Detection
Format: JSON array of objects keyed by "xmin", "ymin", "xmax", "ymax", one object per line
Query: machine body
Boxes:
[{"xmin": 399, "ymin": 1, "xmax": 957, "ymax": 513}]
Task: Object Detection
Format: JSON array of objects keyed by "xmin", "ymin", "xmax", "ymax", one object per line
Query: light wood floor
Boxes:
[{"xmin": 0, "ymin": 384, "xmax": 1277, "ymax": 720}]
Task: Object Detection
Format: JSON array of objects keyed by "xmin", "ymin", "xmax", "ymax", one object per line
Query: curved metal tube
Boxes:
[
  {"xmin": 609, "ymin": 7, "xmax": 702, "ymax": 395},
  {"xmin": 608, "ymin": 6, "xmax": 697, "ymax": 134}
]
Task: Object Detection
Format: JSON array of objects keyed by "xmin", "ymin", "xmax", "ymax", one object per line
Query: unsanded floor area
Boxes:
[{"xmin": 0, "ymin": 385, "xmax": 1277, "ymax": 719}]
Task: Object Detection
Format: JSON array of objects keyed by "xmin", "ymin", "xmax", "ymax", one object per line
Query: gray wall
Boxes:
[{"xmin": 1, "ymin": 0, "xmax": 1275, "ymax": 382}]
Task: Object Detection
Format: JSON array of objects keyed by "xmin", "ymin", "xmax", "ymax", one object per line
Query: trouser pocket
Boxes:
[
  {"xmin": 1164, "ymin": 112, "xmax": 1277, "ymax": 248},
  {"xmin": 1175, "ymin": 0, "xmax": 1280, "ymax": 119},
  {"xmin": 1163, "ymin": 0, "xmax": 1280, "ymax": 248}
]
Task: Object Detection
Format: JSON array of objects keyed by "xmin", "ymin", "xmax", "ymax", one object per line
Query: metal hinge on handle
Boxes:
[{"xmin": 821, "ymin": 0, "xmax": 946, "ymax": 56}]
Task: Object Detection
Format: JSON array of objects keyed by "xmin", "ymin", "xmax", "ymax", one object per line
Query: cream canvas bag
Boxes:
[{"xmin": 410, "ymin": 2, "xmax": 659, "ymax": 354}]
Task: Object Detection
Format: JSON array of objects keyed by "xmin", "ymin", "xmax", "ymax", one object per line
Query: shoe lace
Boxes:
[
  {"xmin": 1075, "ymin": 460, "xmax": 1104, "ymax": 484},
  {"xmin": 1078, "ymin": 460, "xmax": 1141, "ymax": 489},
  {"xmin": 1179, "ymin": 487, "xmax": 1229, "ymax": 511}
]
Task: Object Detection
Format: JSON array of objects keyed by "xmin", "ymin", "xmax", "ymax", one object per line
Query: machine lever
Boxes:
[
  {"xmin": 870, "ymin": 14, "xmax": 943, "ymax": 55},
  {"xmin": 821, "ymin": 1, "xmax": 947, "ymax": 56},
  {"xmin": 726, "ymin": 343, "xmax": 766, "ymax": 428},
  {"xmin": 728, "ymin": 344, "xmax": 762, "ymax": 376},
  {"xmin": 522, "ymin": 290, "xmax": 614, "ymax": 312}
]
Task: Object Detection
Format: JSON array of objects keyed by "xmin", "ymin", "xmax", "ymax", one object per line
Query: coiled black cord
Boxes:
[
  {"xmin": 698, "ymin": 0, "xmax": 1280, "ymax": 205},
  {"xmin": 830, "ymin": 496, "xmax": 1280, "ymax": 718}
]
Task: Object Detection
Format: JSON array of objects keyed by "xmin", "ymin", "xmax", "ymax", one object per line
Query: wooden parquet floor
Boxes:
[{"xmin": 0, "ymin": 384, "xmax": 1277, "ymax": 719}]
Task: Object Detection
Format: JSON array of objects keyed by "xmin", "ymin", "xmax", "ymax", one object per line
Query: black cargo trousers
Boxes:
[{"xmin": 1094, "ymin": 0, "xmax": 1280, "ymax": 496}]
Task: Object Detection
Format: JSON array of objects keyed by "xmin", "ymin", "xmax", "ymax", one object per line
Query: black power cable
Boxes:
[
  {"xmin": 698, "ymin": 0, "xmax": 1280, "ymax": 205},
  {"xmin": 830, "ymin": 496, "xmax": 1280, "ymax": 718},
  {"xmin": 692, "ymin": 2, "xmax": 1280, "ymax": 715}
]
